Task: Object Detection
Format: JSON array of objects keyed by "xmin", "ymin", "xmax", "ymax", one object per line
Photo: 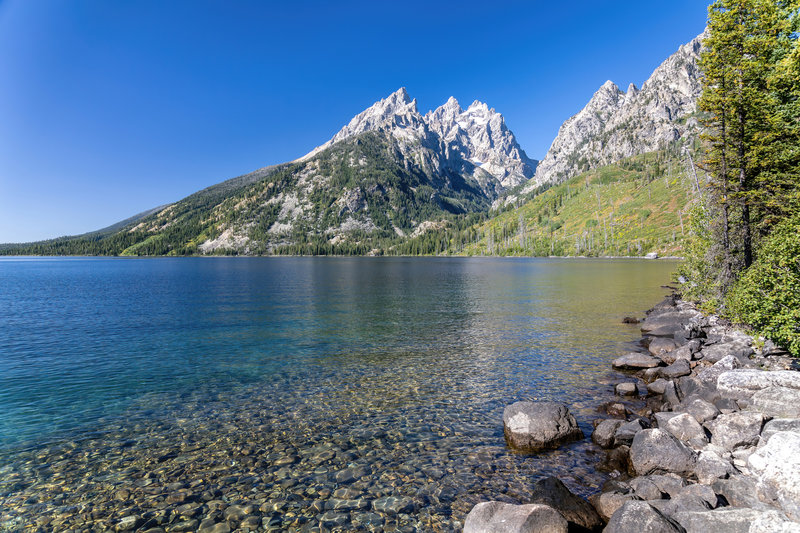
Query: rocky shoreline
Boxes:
[{"xmin": 467, "ymin": 292, "xmax": 800, "ymax": 532}]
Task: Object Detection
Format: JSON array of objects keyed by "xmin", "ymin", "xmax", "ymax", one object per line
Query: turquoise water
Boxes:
[{"xmin": 0, "ymin": 257, "xmax": 675, "ymax": 531}]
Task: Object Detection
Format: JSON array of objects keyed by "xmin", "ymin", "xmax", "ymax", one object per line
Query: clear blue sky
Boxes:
[{"xmin": 0, "ymin": 1, "xmax": 708, "ymax": 243}]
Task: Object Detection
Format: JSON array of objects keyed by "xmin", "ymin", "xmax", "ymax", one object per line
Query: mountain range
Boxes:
[{"xmin": 1, "ymin": 31, "xmax": 705, "ymax": 256}]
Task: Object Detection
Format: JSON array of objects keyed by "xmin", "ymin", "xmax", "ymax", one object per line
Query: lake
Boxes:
[{"xmin": 0, "ymin": 257, "xmax": 676, "ymax": 531}]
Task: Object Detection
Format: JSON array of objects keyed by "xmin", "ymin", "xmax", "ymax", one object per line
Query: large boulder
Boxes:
[
  {"xmin": 613, "ymin": 353, "xmax": 662, "ymax": 370},
  {"xmin": 630, "ymin": 429, "xmax": 696, "ymax": 476},
  {"xmin": 604, "ymin": 501, "xmax": 685, "ymax": 533},
  {"xmin": 528, "ymin": 477, "xmax": 602, "ymax": 531},
  {"xmin": 463, "ymin": 501, "xmax": 567, "ymax": 533},
  {"xmin": 502, "ymin": 402, "xmax": 583, "ymax": 452},
  {"xmin": 750, "ymin": 386, "xmax": 800, "ymax": 418},
  {"xmin": 673, "ymin": 509, "xmax": 791, "ymax": 533},
  {"xmin": 709, "ymin": 412, "xmax": 765, "ymax": 451},
  {"xmin": 717, "ymin": 370, "xmax": 800, "ymax": 399},
  {"xmin": 748, "ymin": 431, "xmax": 800, "ymax": 520},
  {"xmin": 654, "ymin": 413, "xmax": 707, "ymax": 446}
]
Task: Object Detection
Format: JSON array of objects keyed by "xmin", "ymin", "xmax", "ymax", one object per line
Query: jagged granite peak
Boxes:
[
  {"xmin": 300, "ymin": 87, "xmax": 428, "ymax": 160},
  {"xmin": 301, "ymin": 88, "xmax": 536, "ymax": 195},
  {"xmin": 425, "ymin": 97, "xmax": 537, "ymax": 190},
  {"xmin": 522, "ymin": 31, "xmax": 705, "ymax": 193}
]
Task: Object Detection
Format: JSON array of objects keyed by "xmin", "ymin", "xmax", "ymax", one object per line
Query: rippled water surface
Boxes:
[{"xmin": 0, "ymin": 257, "xmax": 675, "ymax": 531}]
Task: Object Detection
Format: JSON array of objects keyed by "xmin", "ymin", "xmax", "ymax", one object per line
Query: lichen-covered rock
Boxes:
[
  {"xmin": 463, "ymin": 501, "xmax": 568, "ymax": 533},
  {"xmin": 502, "ymin": 402, "xmax": 583, "ymax": 452},
  {"xmin": 630, "ymin": 429, "xmax": 696, "ymax": 476},
  {"xmin": 709, "ymin": 412, "xmax": 765, "ymax": 451},
  {"xmin": 528, "ymin": 477, "xmax": 602, "ymax": 531},
  {"xmin": 604, "ymin": 501, "xmax": 686, "ymax": 533},
  {"xmin": 748, "ymin": 431, "xmax": 800, "ymax": 520}
]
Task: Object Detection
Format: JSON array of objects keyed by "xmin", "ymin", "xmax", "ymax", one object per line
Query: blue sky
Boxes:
[{"xmin": 0, "ymin": 1, "xmax": 707, "ymax": 243}]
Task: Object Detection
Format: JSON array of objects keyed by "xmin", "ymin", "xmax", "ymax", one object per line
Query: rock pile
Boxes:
[{"xmin": 467, "ymin": 293, "xmax": 800, "ymax": 532}]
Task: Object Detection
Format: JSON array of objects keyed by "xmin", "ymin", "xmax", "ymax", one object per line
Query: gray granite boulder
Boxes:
[
  {"xmin": 613, "ymin": 353, "xmax": 662, "ymax": 370},
  {"xmin": 528, "ymin": 477, "xmax": 602, "ymax": 531},
  {"xmin": 614, "ymin": 419, "xmax": 649, "ymax": 447},
  {"xmin": 592, "ymin": 419, "xmax": 623, "ymax": 449},
  {"xmin": 709, "ymin": 412, "xmax": 765, "ymax": 451},
  {"xmin": 696, "ymin": 355, "xmax": 741, "ymax": 384},
  {"xmin": 604, "ymin": 501, "xmax": 686, "ymax": 533},
  {"xmin": 759, "ymin": 418, "xmax": 800, "ymax": 445},
  {"xmin": 698, "ymin": 340, "xmax": 753, "ymax": 363},
  {"xmin": 748, "ymin": 431, "xmax": 800, "ymax": 520},
  {"xmin": 751, "ymin": 386, "xmax": 800, "ymax": 418},
  {"xmin": 673, "ymin": 508, "xmax": 790, "ymax": 533},
  {"xmin": 590, "ymin": 491, "xmax": 639, "ymax": 523},
  {"xmin": 648, "ymin": 337, "xmax": 678, "ymax": 357},
  {"xmin": 711, "ymin": 475, "xmax": 769, "ymax": 509},
  {"xmin": 693, "ymin": 450, "xmax": 735, "ymax": 484},
  {"xmin": 463, "ymin": 501, "xmax": 567, "ymax": 533},
  {"xmin": 654, "ymin": 412, "xmax": 707, "ymax": 446},
  {"xmin": 717, "ymin": 369, "xmax": 800, "ymax": 399},
  {"xmin": 659, "ymin": 359, "xmax": 691, "ymax": 380},
  {"xmin": 630, "ymin": 429, "xmax": 696, "ymax": 476},
  {"xmin": 502, "ymin": 402, "xmax": 583, "ymax": 452},
  {"xmin": 684, "ymin": 397, "xmax": 720, "ymax": 424},
  {"xmin": 647, "ymin": 379, "xmax": 669, "ymax": 395}
]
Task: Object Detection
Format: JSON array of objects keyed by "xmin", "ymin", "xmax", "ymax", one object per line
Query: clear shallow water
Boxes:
[{"xmin": 0, "ymin": 257, "xmax": 675, "ymax": 531}]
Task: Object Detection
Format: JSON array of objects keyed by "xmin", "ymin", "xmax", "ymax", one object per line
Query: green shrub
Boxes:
[{"xmin": 727, "ymin": 215, "xmax": 800, "ymax": 356}]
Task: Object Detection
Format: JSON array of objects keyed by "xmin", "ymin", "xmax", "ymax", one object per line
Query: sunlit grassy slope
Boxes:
[{"xmin": 457, "ymin": 149, "xmax": 702, "ymax": 257}]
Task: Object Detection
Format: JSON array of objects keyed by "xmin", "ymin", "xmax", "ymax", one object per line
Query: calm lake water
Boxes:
[{"xmin": 0, "ymin": 257, "xmax": 676, "ymax": 532}]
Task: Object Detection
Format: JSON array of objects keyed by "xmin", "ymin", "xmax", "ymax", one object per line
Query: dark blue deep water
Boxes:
[{"xmin": 0, "ymin": 257, "xmax": 676, "ymax": 531}]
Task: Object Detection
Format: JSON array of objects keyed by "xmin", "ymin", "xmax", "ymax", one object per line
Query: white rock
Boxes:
[{"xmin": 748, "ymin": 431, "xmax": 800, "ymax": 520}]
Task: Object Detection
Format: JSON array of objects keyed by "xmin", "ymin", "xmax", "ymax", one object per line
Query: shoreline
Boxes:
[{"xmin": 466, "ymin": 290, "xmax": 800, "ymax": 532}]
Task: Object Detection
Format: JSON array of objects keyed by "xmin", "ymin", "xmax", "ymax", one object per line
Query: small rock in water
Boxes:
[
  {"xmin": 613, "ymin": 353, "xmax": 661, "ymax": 370},
  {"xmin": 616, "ymin": 382, "xmax": 639, "ymax": 396}
]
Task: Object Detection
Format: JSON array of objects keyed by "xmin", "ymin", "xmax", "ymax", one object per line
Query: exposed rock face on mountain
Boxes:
[
  {"xmin": 425, "ymin": 97, "xmax": 537, "ymax": 190},
  {"xmin": 302, "ymin": 88, "xmax": 536, "ymax": 197},
  {"xmin": 523, "ymin": 31, "xmax": 705, "ymax": 193}
]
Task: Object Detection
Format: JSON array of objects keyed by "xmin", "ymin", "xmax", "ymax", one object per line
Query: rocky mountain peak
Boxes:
[
  {"xmin": 302, "ymin": 89, "xmax": 537, "ymax": 195},
  {"xmin": 520, "ymin": 30, "xmax": 705, "ymax": 192}
]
